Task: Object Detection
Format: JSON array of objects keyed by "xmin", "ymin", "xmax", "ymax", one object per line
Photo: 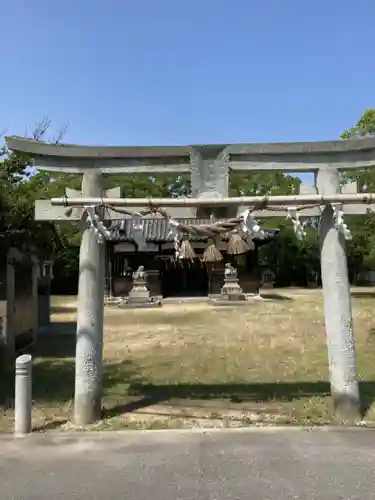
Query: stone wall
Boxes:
[{"xmin": 0, "ymin": 249, "xmax": 40, "ymax": 359}]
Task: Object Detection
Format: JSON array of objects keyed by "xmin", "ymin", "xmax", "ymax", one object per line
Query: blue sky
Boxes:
[{"xmin": 1, "ymin": 0, "xmax": 374, "ymax": 147}]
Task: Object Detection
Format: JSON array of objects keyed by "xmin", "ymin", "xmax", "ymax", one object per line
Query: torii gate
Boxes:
[{"xmin": 6, "ymin": 135, "xmax": 375, "ymax": 425}]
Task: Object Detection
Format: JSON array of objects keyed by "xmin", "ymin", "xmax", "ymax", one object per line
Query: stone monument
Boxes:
[
  {"xmin": 128, "ymin": 266, "xmax": 149, "ymax": 302},
  {"xmin": 119, "ymin": 266, "xmax": 161, "ymax": 308},
  {"xmin": 260, "ymin": 269, "xmax": 276, "ymax": 289},
  {"xmin": 221, "ymin": 263, "xmax": 246, "ymax": 300},
  {"xmin": 211, "ymin": 263, "xmax": 248, "ymax": 305}
]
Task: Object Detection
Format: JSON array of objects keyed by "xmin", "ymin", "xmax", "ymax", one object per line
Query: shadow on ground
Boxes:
[
  {"xmin": 351, "ymin": 291, "xmax": 375, "ymax": 299},
  {"xmin": 2, "ymin": 327, "xmax": 375, "ymax": 427},
  {"xmin": 102, "ymin": 380, "xmax": 331, "ymax": 418},
  {"xmin": 0, "ymin": 323, "xmax": 141, "ymax": 425},
  {"xmin": 260, "ymin": 293, "xmax": 293, "ymax": 301},
  {"xmin": 0, "ymin": 346, "xmax": 143, "ymax": 429},
  {"xmin": 104, "ymin": 377, "xmax": 375, "ymax": 420},
  {"xmin": 50, "ymin": 306, "xmax": 77, "ymax": 314},
  {"xmin": 2, "ymin": 349, "xmax": 375, "ymax": 423},
  {"xmin": 32, "ymin": 326, "xmax": 77, "ymax": 357}
]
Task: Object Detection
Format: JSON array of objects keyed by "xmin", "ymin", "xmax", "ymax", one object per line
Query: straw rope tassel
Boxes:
[
  {"xmin": 202, "ymin": 237, "xmax": 223, "ymax": 262},
  {"xmin": 227, "ymin": 232, "xmax": 250, "ymax": 255},
  {"xmin": 179, "ymin": 239, "xmax": 196, "ymax": 260}
]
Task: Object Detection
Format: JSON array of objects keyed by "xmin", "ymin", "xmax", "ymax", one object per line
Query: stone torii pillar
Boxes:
[
  {"xmin": 74, "ymin": 172, "xmax": 105, "ymax": 423},
  {"xmin": 316, "ymin": 170, "xmax": 360, "ymax": 419},
  {"xmin": 38, "ymin": 177, "xmax": 120, "ymax": 425},
  {"xmin": 68, "ymin": 179, "xmax": 121, "ymax": 424},
  {"xmin": 37, "ymin": 175, "xmax": 120, "ymax": 424}
]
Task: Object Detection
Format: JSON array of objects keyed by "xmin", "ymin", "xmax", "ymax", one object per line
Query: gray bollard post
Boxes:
[{"xmin": 14, "ymin": 354, "xmax": 32, "ymax": 436}]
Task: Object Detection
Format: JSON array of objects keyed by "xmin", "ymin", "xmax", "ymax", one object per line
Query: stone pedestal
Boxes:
[
  {"xmin": 211, "ymin": 264, "xmax": 248, "ymax": 306},
  {"xmin": 128, "ymin": 278, "xmax": 150, "ymax": 303},
  {"xmin": 261, "ymin": 269, "xmax": 275, "ymax": 289},
  {"xmin": 220, "ymin": 276, "xmax": 246, "ymax": 301},
  {"xmin": 118, "ymin": 267, "xmax": 162, "ymax": 309}
]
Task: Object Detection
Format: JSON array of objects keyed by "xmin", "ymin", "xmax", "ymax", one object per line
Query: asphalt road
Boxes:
[{"xmin": 1, "ymin": 427, "xmax": 375, "ymax": 499}]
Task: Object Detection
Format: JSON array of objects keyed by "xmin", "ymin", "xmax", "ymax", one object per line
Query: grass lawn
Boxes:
[{"xmin": 1, "ymin": 288, "xmax": 375, "ymax": 432}]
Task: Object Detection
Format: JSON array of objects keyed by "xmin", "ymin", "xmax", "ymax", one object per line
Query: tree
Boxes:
[
  {"xmin": 341, "ymin": 108, "xmax": 375, "ymax": 191},
  {"xmin": 341, "ymin": 108, "xmax": 375, "ymax": 139},
  {"xmin": 340, "ymin": 108, "xmax": 375, "ymax": 274},
  {"xmin": 230, "ymin": 171, "xmax": 300, "ymax": 197},
  {"xmin": 0, "ymin": 119, "xmax": 68, "ymax": 260}
]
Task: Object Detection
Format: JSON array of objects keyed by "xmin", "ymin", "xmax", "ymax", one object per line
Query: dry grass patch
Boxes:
[{"xmin": 1, "ymin": 289, "xmax": 375, "ymax": 432}]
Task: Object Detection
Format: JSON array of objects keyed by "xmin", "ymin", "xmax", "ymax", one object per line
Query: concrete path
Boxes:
[{"xmin": 1, "ymin": 427, "xmax": 375, "ymax": 499}]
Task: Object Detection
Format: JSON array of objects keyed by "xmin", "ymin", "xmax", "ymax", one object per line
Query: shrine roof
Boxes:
[{"xmin": 109, "ymin": 218, "xmax": 279, "ymax": 243}]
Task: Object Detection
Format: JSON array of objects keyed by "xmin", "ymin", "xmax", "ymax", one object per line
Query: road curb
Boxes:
[{"xmin": 1, "ymin": 424, "xmax": 375, "ymax": 442}]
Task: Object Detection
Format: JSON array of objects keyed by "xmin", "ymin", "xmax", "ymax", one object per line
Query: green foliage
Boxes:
[
  {"xmin": 341, "ymin": 108, "xmax": 375, "ymax": 191},
  {"xmin": 0, "ymin": 123, "xmax": 68, "ymax": 259},
  {"xmin": 104, "ymin": 173, "xmax": 191, "ymax": 198},
  {"xmin": 230, "ymin": 171, "xmax": 300, "ymax": 196},
  {"xmin": 339, "ymin": 108, "xmax": 375, "ymax": 276},
  {"xmin": 341, "ymin": 108, "xmax": 375, "ymax": 139}
]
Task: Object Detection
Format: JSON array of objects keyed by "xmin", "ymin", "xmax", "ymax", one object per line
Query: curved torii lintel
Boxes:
[{"xmin": 5, "ymin": 135, "xmax": 375, "ymax": 173}]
